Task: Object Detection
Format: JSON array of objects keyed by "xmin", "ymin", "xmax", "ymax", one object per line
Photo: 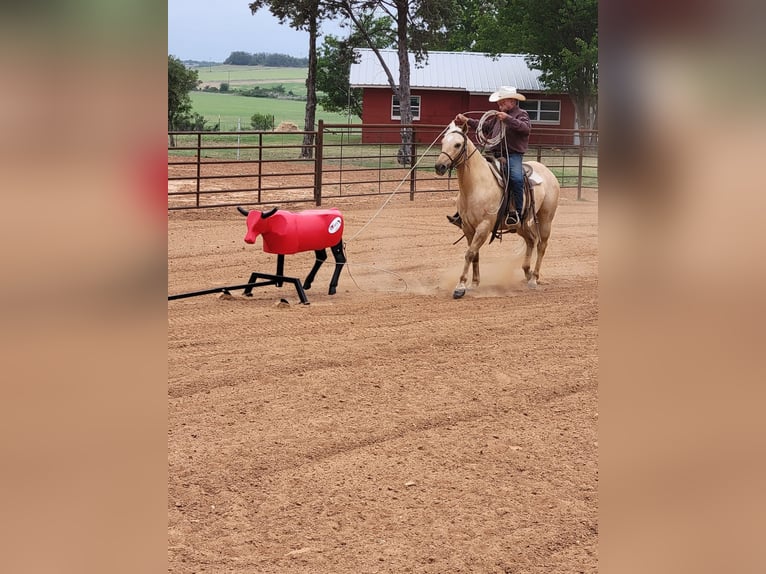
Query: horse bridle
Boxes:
[{"xmin": 438, "ymin": 128, "xmax": 477, "ymax": 170}]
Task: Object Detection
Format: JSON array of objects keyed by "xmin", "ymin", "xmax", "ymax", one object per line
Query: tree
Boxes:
[
  {"xmin": 333, "ymin": 0, "xmax": 457, "ymax": 164},
  {"xmin": 249, "ymin": 1, "xmax": 338, "ymax": 158},
  {"xmin": 224, "ymin": 51, "xmax": 254, "ymax": 65},
  {"xmin": 251, "ymin": 112, "xmax": 275, "ymax": 130},
  {"xmin": 429, "ymin": 0, "xmax": 522, "ymax": 53},
  {"xmin": 488, "ymin": 0, "xmax": 598, "ymax": 132},
  {"xmin": 168, "ymin": 55, "xmax": 200, "ymax": 145},
  {"xmin": 316, "ymin": 14, "xmax": 395, "ymax": 120}
]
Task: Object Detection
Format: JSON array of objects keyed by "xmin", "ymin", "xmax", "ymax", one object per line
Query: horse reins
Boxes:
[{"xmin": 437, "ymin": 129, "xmax": 479, "ymax": 173}]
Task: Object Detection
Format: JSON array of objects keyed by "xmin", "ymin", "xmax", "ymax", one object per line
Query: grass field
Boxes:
[
  {"xmin": 187, "ymin": 65, "xmax": 356, "ymax": 130},
  {"xmin": 193, "ymin": 64, "xmax": 307, "ymax": 85},
  {"xmin": 193, "ymin": 65, "xmax": 307, "ymax": 96},
  {"xmin": 189, "ymin": 92, "xmax": 356, "ymax": 131}
]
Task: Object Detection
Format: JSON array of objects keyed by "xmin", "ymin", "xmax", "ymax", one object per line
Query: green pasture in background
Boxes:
[
  {"xmin": 189, "ymin": 92, "xmax": 356, "ymax": 130},
  {"xmin": 187, "ymin": 65, "xmax": 357, "ymax": 130},
  {"xmin": 193, "ymin": 64, "xmax": 307, "ymax": 87}
]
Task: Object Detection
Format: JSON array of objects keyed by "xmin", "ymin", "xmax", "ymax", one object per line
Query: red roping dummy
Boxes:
[{"xmin": 237, "ymin": 206, "xmax": 346, "ymax": 295}]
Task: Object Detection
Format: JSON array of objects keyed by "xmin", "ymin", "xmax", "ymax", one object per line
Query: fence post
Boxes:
[
  {"xmin": 577, "ymin": 139, "xmax": 584, "ymax": 201},
  {"xmin": 314, "ymin": 120, "xmax": 324, "ymax": 206},
  {"xmin": 410, "ymin": 135, "xmax": 416, "ymax": 201},
  {"xmin": 257, "ymin": 132, "xmax": 263, "ymax": 203},
  {"xmin": 195, "ymin": 132, "xmax": 201, "ymax": 208}
]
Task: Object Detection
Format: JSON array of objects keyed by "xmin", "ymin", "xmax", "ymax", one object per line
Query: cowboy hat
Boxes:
[{"xmin": 488, "ymin": 86, "xmax": 526, "ymax": 102}]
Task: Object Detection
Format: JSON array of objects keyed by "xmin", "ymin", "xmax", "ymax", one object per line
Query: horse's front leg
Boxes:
[
  {"xmin": 471, "ymin": 251, "xmax": 480, "ymax": 288},
  {"xmin": 454, "ymin": 247, "xmax": 475, "ymax": 299},
  {"xmin": 454, "ymin": 224, "xmax": 491, "ymax": 299},
  {"xmin": 454, "ymin": 229, "xmax": 474, "ymax": 299}
]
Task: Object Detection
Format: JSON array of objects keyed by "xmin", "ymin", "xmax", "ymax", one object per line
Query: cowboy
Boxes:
[{"xmin": 447, "ymin": 86, "xmax": 531, "ymax": 229}]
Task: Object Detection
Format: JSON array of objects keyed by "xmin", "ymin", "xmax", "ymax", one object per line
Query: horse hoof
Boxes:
[
  {"xmin": 453, "ymin": 288, "xmax": 466, "ymax": 299},
  {"xmin": 527, "ymin": 279, "xmax": 538, "ymax": 290}
]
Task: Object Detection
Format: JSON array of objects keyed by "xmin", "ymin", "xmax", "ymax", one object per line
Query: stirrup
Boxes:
[
  {"xmin": 447, "ymin": 213, "xmax": 462, "ymax": 228},
  {"xmin": 505, "ymin": 212, "xmax": 520, "ymax": 226}
]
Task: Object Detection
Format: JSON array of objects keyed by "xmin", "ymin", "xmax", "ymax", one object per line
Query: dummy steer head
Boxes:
[{"xmin": 237, "ymin": 206, "xmax": 278, "ymax": 244}]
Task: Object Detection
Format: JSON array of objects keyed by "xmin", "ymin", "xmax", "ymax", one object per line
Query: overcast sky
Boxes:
[{"xmin": 168, "ymin": 0, "xmax": 347, "ymax": 62}]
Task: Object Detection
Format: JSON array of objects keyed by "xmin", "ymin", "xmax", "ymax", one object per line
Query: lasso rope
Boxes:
[
  {"xmin": 341, "ymin": 110, "xmax": 507, "ymax": 294},
  {"xmin": 340, "ymin": 123, "xmax": 454, "ymax": 294},
  {"xmin": 345, "ymin": 123, "xmax": 452, "ymax": 242},
  {"xmin": 475, "ymin": 109, "xmax": 503, "ymax": 148}
]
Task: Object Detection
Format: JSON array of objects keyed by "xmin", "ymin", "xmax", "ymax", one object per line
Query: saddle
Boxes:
[{"xmin": 486, "ymin": 156, "xmax": 543, "ymax": 243}]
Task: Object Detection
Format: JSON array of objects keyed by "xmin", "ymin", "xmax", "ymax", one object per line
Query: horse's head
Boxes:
[{"xmin": 435, "ymin": 121, "xmax": 469, "ymax": 176}]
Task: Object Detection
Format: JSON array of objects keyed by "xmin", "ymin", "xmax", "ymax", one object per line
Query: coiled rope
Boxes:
[{"xmin": 475, "ymin": 109, "xmax": 503, "ymax": 148}]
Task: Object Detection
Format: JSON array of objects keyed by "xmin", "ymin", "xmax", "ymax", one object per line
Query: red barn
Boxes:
[{"xmin": 349, "ymin": 49, "xmax": 577, "ymax": 146}]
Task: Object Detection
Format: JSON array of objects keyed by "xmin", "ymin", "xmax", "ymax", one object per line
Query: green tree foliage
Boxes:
[
  {"xmin": 240, "ymin": 85, "xmax": 295, "ymax": 99},
  {"xmin": 316, "ymin": 14, "xmax": 395, "ymax": 119},
  {"xmin": 250, "ymin": 113, "xmax": 275, "ymax": 130},
  {"xmin": 487, "ymin": 0, "xmax": 598, "ymax": 131},
  {"xmin": 333, "ymin": 0, "xmax": 458, "ymax": 163},
  {"xmin": 224, "ymin": 51, "xmax": 309, "ymax": 67},
  {"xmin": 430, "ymin": 0, "xmax": 523, "ymax": 53},
  {"xmin": 168, "ymin": 55, "xmax": 199, "ymax": 131},
  {"xmin": 225, "ymin": 51, "xmax": 254, "ymax": 65},
  {"xmin": 175, "ymin": 112, "xmax": 218, "ymax": 132},
  {"xmin": 168, "ymin": 56, "xmax": 219, "ymax": 135}
]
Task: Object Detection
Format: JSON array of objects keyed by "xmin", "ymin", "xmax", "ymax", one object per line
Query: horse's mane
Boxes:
[{"xmin": 445, "ymin": 120, "xmax": 464, "ymax": 135}]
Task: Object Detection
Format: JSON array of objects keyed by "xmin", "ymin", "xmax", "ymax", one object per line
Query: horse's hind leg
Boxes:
[
  {"xmin": 521, "ymin": 233, "xmax": 536, "ymax": 285},
  {"xmin": 303, "ymin": 249, "xmax": 327, "ymax": 290},
  {"xmin": 328, "ymin": 240, "xmax": 346, "ymax": 295},
  {"xmin": 471, "ymin": 252, "xmax": 480, "ymax": 288},
  {"xmin": 531, "ymin": 219, "xmax": 553, "ymax": 288}
]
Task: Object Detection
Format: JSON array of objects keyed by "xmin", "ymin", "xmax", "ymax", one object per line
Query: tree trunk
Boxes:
[
  {"xmin": 573, "ymin": 94, "xmax": 598, "ymax": 146},
  {"xmin": 395, "ymin": 0, "xmax": 413, "ymax": 166},
  {"xmin": 301, "ymin": 14, "xmax": 318, "ymax": 159},
  {"xmin": 168, "ymin": 118, "xmax": 176, "ymax": 147}
]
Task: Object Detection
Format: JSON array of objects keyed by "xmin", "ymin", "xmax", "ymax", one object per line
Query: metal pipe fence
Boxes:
[{"xmin": 168, "ymin": 123, "xmax": 597, "ymax": 210}]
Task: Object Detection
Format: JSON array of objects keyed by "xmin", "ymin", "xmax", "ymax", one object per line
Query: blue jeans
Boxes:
[{"xmin": 506, "ymin": 153, "xmax": 524, "ymax": 215}]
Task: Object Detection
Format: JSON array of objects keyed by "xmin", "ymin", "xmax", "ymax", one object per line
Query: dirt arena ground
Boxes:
[{"xmin": 168, "ymin": 187, "xmax": 598, "ymax": 573}]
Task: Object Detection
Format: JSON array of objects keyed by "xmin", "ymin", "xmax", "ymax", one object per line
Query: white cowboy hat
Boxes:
[{"xmin": 489, "ymin": 86, "xmax": 526, "ymax": 102}]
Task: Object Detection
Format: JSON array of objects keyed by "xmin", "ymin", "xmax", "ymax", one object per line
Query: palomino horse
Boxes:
[{"xmin": 434, "ymin": 121, "xmax": 560, "ymax": 297}]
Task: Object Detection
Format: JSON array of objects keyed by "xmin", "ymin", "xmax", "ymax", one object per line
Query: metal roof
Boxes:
[{"xmin": 349, "ymin": 49, "xmax": 546, "ymax": 94}]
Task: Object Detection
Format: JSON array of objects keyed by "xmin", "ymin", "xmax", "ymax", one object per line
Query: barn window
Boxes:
[
  {"xmin": 391, "ymin": 95, "xmax": 421, "ymax": 120},
  {"xmin": 520, "ymin": 100, "xmax": 561, "ymax": 124}
]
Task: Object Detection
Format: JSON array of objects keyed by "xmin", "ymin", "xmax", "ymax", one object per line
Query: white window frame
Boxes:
[
  {"xmin": 391, "ymin": 95, "xmax": 421, "ymax": 120},
  {"xmin": 520, "ymin": 99, "xmax": 561, "ymax": 125}
]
